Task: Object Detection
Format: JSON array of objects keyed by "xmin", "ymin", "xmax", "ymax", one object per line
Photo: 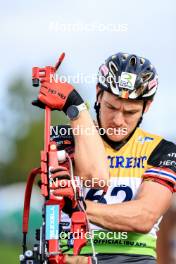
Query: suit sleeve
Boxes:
[{"xmin": 143, "ymin": 139, "xmax": 176, "ymax": 192}]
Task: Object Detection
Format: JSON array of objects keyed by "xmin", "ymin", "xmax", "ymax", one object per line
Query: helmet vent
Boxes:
[
  {"xmin": 140, "ymin": 58, "xmax": 145, "ymax": 65},
  {"xmin": 122, "ymin": 53, "xmax": 128, "ymax": 60},
  {"xmin": 146, "ymin": 64, "xmax": 153, "ymax": 71},
  {"xmin": 142, "ymin": 72, "xmax": 153, "ymax": 82},
  {"xmin": 129, "ymin": 56, "xmax": 136, "ymax": 66},
  {"xmin": 109, "ymin": 61, "xmax": 118, "ymax": 76},
  {"xmin": 146, "ymin": 66, "xmax": 152, "ymax": 71}
]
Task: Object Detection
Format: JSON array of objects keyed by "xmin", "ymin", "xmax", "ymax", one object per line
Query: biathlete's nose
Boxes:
[{"xmin": 112, "ymin": 112, "xmax": 125, "ymax": 127}]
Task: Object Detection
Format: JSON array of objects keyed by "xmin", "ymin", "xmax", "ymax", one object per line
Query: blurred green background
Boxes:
[{"xmin": 0, "ymin": 78, "xmax": 68, "ymax": 263}]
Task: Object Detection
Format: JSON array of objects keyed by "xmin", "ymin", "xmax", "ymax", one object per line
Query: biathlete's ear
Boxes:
[
  {"xmin": 96, "ymin": 84, "xmax": 103, "ymax": 104},
  {"xmin": 144, "ymin": 100, "xmax": 153, "ymax": 113}
]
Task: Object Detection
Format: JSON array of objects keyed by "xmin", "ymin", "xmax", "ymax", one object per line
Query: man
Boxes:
[{"xmin": 34, "ymin": 52, "xmax": 176, "ymax": 264}]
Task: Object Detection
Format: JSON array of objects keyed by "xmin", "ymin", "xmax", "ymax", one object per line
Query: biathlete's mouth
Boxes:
[{"xmin": 103, "ymin": 126, "xmax": 128, "ymax": 136}]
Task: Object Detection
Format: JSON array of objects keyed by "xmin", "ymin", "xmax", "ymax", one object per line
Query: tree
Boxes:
[{"xmin": 0, "ymin": 77, "xmax": 67, "ymax": 185}]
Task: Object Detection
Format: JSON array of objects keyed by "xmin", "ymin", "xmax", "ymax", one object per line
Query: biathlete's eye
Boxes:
[
  {"xmin": 124, "ymin": 111, "xmax": 138, "ymax": 115},
  {"xmin": 105, "ymin": 103, "xmax": 116, "ymax": 110}
]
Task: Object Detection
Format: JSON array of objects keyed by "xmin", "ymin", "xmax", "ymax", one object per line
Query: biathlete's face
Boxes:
[{"xmin": 99, "ymin": 91, "xmax": 151, "ymax": 142}]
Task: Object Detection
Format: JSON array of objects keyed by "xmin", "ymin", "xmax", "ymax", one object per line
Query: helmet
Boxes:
[{"xmin": 97, "ymin": 52, "xmax": 158, "ymax": 100}]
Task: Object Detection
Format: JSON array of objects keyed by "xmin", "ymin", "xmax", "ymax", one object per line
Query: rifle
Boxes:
[{"xmin": 19, "ymin": 54, "xmax": 97, "ymax": 264}]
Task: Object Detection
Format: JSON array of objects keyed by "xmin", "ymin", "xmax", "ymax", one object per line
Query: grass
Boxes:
[{"xmin": 0, "ymin": 243, "xmax": 21, "ymax": 264}]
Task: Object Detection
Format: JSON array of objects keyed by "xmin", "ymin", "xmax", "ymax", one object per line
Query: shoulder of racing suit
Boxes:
[{"xmin": 144, "ymin": 138, "xmax": 176, "ymax": 192}]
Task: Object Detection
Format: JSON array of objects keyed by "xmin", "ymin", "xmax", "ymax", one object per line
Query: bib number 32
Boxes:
[{"xmin": 85, "ymin": 185, "xmax": 133, "ymax": 204}]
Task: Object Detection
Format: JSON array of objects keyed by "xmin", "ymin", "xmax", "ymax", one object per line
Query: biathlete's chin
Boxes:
[
  {"xmin": 100, "ymin": 125, "xmax": 129, "ymax": 142},
  {"xmin": 106, "ymin": 133, "xmax": 129, "ymax": 142}
]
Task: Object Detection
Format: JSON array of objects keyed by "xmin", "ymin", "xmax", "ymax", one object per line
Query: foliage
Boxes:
[{"xmin": 0, "ymin": 78, "xmax": 68, "ymax": 185}]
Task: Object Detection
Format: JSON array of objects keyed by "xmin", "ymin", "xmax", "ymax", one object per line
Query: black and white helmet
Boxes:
[{"xmin": 97, "ymin": 52, "xmax": 158, "ymax": 100}]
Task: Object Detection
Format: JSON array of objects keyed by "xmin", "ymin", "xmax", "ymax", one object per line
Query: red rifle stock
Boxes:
[{"xmin": 21, "ymin": 54, "xmax": 93, "ymax": 264}]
